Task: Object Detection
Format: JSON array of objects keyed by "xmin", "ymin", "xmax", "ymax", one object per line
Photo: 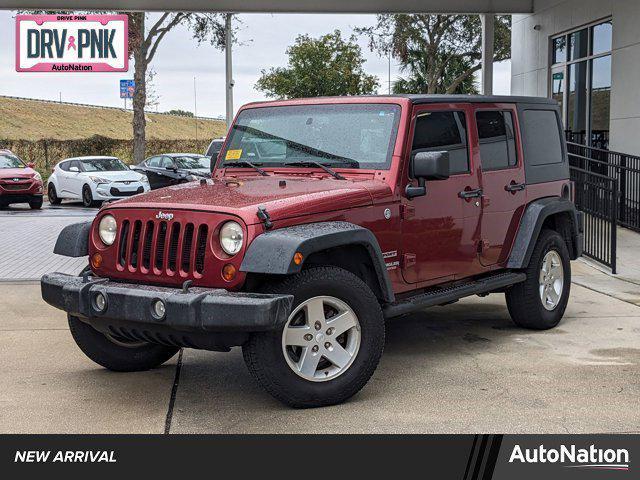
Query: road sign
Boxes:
[{"xmin": 120, "ymin": 79, "xmax": 135, "ymax": 99}]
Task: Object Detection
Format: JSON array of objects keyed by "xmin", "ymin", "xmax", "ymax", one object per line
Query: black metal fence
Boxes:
[{"xmin": 567, "ymin": 142, "xmax": 640, "ymax": 233}]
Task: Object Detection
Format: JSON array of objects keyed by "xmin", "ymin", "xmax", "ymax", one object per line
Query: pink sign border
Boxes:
[{"xmin": 16, "ymin": 14, "xmax": 129, "ymax": 73}]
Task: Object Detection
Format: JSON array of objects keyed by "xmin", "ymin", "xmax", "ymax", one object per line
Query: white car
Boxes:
[{"xmin": 47, "ymin": 156, "xmax": 150, "ymax": 208}]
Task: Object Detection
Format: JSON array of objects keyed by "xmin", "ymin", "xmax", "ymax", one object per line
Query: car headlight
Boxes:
[
  {"xmin": 89, "ymin": 176, "xmax": 111, "ymax": 184},
  {"xmin": 219, "ymin": 221, "xmax": 244, "ymax": 255},
  {"xmin": 32, "ymin": 172, "xmax": 42, "ymax": 182},
  {"xmin": 98, "ymin": 214, "xmax": 117, "ymax": 246},
  {"xmin": 140, "ymin": 175, "xmax": 149, "ymax": 183}
]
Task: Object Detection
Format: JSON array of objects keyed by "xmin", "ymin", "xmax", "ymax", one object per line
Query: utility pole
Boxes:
[
  {"xmin": 194, "ymin": 76, "xmax": 198, "ymax": 141},
  {"xmin": 225, "ymin": 13, "xmax": 234, "ymax": 132}
]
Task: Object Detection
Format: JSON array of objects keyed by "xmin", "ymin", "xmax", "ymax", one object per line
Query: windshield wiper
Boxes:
[
  {"xmin": 284, "ymin": 161, "xmax": 345, "ymax": 180},
  {"xmin": 225, "ymin": 160, "xmax": 270, "ymax": 176}
]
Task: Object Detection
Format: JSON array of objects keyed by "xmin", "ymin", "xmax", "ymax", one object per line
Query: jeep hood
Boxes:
[{"xmin": 109, "ymin": 175, "xmax": 390, "ymax": 224}]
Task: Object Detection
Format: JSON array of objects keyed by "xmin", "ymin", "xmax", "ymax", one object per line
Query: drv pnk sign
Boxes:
[{"xmin": 16, "ymin": 14, "xmax": 128, "ymax": 72}]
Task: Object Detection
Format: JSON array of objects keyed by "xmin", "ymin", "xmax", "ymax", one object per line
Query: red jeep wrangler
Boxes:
[{"xmin": 42, "ymin": 95, "xmax": 583, "ymax": 408}]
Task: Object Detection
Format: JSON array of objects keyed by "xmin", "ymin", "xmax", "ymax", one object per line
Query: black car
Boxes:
[{"xmin": 134, "ymin": 153, "xmax": 211, "ymax": 190}]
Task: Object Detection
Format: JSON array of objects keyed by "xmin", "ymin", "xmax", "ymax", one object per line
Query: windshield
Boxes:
[
  {"xmin": 219, "ymin": 104, "xmax": 401, "ymax": 170},
  {"xmin": 206, "ymin": 141, "xmax": 224, "ymax": 158},
  {"xmin": 174, "ymin": 156, "xmax": 210, "ymax": 170},
  {"xmin": 0, "ymin": 153, "xmax": 25, "ymax": 169},
  {"xmin": 81, "ymin": 158, "xmax": 128, "ymax": 172}
]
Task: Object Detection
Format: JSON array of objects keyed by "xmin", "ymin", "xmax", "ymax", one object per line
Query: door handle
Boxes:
[
  {"xmin": 458, "ymin": 188, "xmax": 483, "ymax": 199},
  {"xmin": 505, "ymin": 181, "xmax": 526, "ymax": 193}
]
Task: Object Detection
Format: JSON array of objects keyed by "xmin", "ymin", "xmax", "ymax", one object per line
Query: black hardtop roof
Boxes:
[{"xmin": 397, "ymin": 94, "xmax": 557, "ymax": 106}]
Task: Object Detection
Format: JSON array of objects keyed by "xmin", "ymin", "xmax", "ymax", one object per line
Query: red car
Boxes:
[
  {"xmin": 42, "ymin": 95, "xmax": 583, "ymax": 408},
  {"xmin": 0, "ymin": 149, "xmax": 44, "ymax": 209}
]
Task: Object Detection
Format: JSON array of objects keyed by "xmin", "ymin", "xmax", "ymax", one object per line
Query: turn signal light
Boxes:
[
  {"xmin": 222, "ymin": 263, "xmax": 237, "ymax": 281},
  {"xmin": 90, "ymin": 253, "xmax": 103, "ymax": 269},
  {"xmin": 293, "ymin": 252, "xmax": 304, "ymax": 265}
]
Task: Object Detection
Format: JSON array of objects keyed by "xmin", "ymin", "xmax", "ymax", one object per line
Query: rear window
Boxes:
[
  {"xmin": 521, "ymin": 110, "xmax": 563, "ymax": 166},
  {"xmin": 476, "ymin": 111, "xmax": 518, "ymax": 170}
]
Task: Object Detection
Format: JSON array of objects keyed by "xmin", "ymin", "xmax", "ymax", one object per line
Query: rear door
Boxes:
[{"xmin": 472, "ymin": 105, "xmax": 527, "ymax": 266}]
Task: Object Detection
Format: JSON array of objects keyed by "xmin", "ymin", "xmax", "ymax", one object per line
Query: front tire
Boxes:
[
  {"xmin": 82, "ymin": 185, "xmax": 99, "ymax": 208},
  {"xmin": 29, "ymin": 197, "xmax": 43, "ymax": 209},
  {"xmin": 48, "ymin": 184, "xmax": 61, "ymax": 205},
  {"xmin": 243, "ymin": 266, "xmax": 385, "ymax": 408},
  {"xmin": 68, "ymin": 315, "xmax": 179, "ymax": 371},
  {"xmin": 506, "ymin": 229, "xmax": 571, "ymax": 330}
]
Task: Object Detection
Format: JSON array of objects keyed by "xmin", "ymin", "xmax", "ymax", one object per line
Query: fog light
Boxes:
[
  {"xmin": 152, "ymin": 299, "xmax": 166, "ymax": 319},
  {"xmin": 222, "ymin": 263, "xmax": 237, "ymax": 281},
  {"xmin": 91, "ymin": 253, "xmax": 103, "ymax": 269},
  {"xmin": 94, "ymin": 292, "xmax": 107, "ymax": 313}
]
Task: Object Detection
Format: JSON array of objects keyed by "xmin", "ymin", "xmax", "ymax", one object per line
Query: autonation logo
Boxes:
[{"xmin": 509, "ymin": 444, "xmax": 630, "ymax": 471}]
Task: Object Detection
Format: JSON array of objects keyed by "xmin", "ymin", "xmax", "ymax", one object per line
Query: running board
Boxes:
[{"xmin": 383, "ymin": 272, "xmax": 526, "ymax": 318}]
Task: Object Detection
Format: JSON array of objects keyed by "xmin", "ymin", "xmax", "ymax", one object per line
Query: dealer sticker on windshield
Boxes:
[{"xmin": 225, "ymin": 149, "xmax": 243, "ymax": 161}]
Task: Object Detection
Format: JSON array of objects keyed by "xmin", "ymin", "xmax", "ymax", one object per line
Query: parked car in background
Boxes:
[
  {"xmin": 0, "ymin": 149, "xmax": 43, "ymax": 209},
  {"xmin": 205, "ymin": 138, "xmax": 225, "ymax": 171},
  {"xmin": 133, "ymin": 153, "xmax": 210, "ymax": 190},
  {"xmin": 48, "ymin": 156, "xmax": 150, "ymax": 208}
]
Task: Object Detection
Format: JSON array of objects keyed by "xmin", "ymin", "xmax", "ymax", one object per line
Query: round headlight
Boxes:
[
  {"xmin": 98, "ymin": 214, "xmax": 117, "ymax": 246},
  {"xmin": 219, "ymin": 221, "xmax": 244, "ymax": 255}
]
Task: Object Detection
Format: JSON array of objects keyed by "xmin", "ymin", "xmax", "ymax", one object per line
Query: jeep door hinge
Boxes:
[{"xmin": 400, "ymin": 204, "xmax": 415, "ymax": 220}]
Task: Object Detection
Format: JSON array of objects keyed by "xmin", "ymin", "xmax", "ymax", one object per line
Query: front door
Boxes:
[
  {"xmin": 400, "ymin": 104, "xmax": 482, "ymax": 284},
  {"xmin": 473, "ymin": 106, "xmax": 527, "ymax": 266}
]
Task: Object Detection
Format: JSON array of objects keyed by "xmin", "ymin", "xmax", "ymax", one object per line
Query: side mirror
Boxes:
[
  {"xmin": 405, "ymin": 151, "xmax": 450, "ymax": 199},
  {"xmin": 27, "ymin": 162, "xmax": 36, "ymax": 169},
  {"xmin": 69, "ymin": 166, "xmax": 79, "ymax": 173}
]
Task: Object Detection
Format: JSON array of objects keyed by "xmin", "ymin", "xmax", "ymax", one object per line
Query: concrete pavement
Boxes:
[{"xmin": 1, "ymin": 278, "xmax": 638, "ymax": 434}]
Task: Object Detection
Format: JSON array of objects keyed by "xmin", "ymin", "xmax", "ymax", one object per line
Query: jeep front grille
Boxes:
[{"xmin": 117, "ymin": 219, "xmax": 208, "ymax": 276}]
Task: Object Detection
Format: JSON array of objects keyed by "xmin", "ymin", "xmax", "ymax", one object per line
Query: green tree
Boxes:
[
  {"xmin": 357, "ymin": 15, "xmax": 511, "ymax": 95},
  {"xmin": 256, "ymin": 30, "xmax": 379, "ymax": 99}
]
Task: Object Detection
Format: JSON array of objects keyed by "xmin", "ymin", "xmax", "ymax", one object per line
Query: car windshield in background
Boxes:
[
  {"xmin": 0, "ymin": 153, "xmax": 25, "ymax": 169},
  {"xmin": 220, "ymin": 104, "xmax": 401, "ymax": 170},
  {"xmin": 174, "ymin": 156, "xmax": 210, "ymax": 169},
  {"xmin": 206, "ymin": 141, "xmax": 224, "ymax": 158},
  {"xmin": 80, "ymin": 158, "xmax": 128, "ymax": 172}
]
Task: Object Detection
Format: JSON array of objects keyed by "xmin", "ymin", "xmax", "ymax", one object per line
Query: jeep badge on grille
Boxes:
[{"xmin": 155, "ymin": 211, "xmax": 174, "ymax": 221}]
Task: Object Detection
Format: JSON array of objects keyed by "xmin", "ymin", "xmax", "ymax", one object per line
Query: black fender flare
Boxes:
[
  {"xmin": 53, "ymin": 221, "xmax": 92, "ymax": 257},
  {"xmin": 240, "ymin": 221, "xmax": 395, "ymax": 303},
  {"xmin": 507, "ymin": 197, "xmax": 583, "ymax": 269}
]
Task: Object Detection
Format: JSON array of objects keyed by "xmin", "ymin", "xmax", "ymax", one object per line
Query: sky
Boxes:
[{"xmin": 0, "ymin": 11, "xmax": 511, "ymax": 118}]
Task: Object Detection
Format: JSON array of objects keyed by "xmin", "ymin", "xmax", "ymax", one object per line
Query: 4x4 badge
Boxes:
[{"xmin": 155, "ymin": 211, "xmax": 174, "ymax": 221}]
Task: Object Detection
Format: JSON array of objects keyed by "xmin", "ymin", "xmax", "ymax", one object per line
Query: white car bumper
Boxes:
[{"xmin": 92, "ymin": 181, "xmax": 150, "ymax": 200}]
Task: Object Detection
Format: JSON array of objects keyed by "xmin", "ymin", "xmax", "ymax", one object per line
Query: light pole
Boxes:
[
  {"xmin": 225, "ymin": 13, "xmax": 234, "ymax": 132},
  {"xmin": 224, "ymin": 13, "xmax": 234, "ymax": 130},
  {"xmin": 194, "ymin": 76, "xmax": 199, "ymax": 141}
]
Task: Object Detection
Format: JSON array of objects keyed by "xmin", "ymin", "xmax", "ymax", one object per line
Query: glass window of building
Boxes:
[{"xmin": 550, "ymin": 19, "xmax": 612, "ymax": 149}]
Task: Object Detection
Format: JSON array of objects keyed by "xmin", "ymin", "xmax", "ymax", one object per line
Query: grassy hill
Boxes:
[{"xmin": 0, "ymin": 96, "xmax": 226, "ymax": 141}]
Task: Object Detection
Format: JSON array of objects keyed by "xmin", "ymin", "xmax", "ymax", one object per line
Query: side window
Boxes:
[
  {"xmin": 159, "ymin": 156, "xmax": 174, "ymax": 168},
  {"xmin": 146, "ymin": 156, "xmax": 161, "ymax": 167},
  {"xmin": 476, "ymin": 111, "xmax": 518, "ymax": 171},
  {"xmin": 58, "ymin": 161, "xmax": 70, "ymax": 172},
  {"xmin": 70, "ymin": 160, "xmax": 83, "ymax": 171},
  {"xmin": 521, "ymin": 110, "xmax": 564, "ymax": 166},
  {"xmin": 412, "ymin": 111, "xmax": 469, "ymax": 175}
]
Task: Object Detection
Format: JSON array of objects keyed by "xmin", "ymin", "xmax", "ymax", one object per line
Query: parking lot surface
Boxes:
[
  {"xmin": 1, "ymin": 280, "xmax": 638, "ymax": 434},
  {"xmin": 1, "ymin": 205, "xmax": 639, "ymax": 433}
]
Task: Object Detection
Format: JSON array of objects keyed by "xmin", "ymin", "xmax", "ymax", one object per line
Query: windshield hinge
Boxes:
[{"xmin": 257, "ymin": 205, "xmax": 273, "ymax": 230}]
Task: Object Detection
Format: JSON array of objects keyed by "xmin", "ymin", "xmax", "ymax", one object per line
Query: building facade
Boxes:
[{"xmin": 511, "ymin": 0, "xmax": 640, "ymax": 155}]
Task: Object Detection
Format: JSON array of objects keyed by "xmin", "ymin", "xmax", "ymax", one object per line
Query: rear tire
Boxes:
[
  {"xmin": 506, "ymin": 229, "xmax": 571, "ymax": 330},
  {"xmin": 243, "ymin": 266, "xmax": 385, "ymax": 408},
  {"xmin": 48, "ymin": 184, "xmax": 61, "ymax": 205},
  {"xmin": 68, "ymin": 315, "xmax": 179, "ymax": 372}
]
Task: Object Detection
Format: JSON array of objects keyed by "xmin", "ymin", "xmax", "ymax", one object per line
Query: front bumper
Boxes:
[
  {"xmin": 93, "ymin": 182, "xmax": 149, "ymax": 200},
  {"xmin": 41, "ymin": 272, "xmax": 293, "ymax": 347}
]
